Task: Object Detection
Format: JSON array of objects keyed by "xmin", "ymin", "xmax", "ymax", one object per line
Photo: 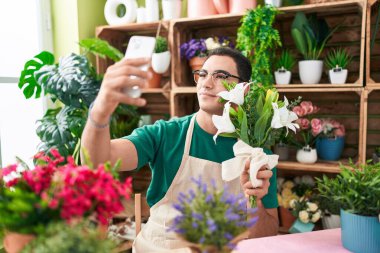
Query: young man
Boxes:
[{"xmin": 81, "ymin": 47, "xmax": 279, "ymax": 252}]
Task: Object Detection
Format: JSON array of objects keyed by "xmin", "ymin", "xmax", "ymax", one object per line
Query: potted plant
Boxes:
[
  {"xmin": 291, "ymin": 12, "xmax": 338, "ymax": 84},
  {"xmin": 290, "ymin": 101, "xmax": 320, "ymax": 164},
  {"xmin": 237, "ymin": 5, "xmax": 282, "ymax": 87},
  {"xmin": 18, "ymin": 38, "xmax": 140, "ymax": 162},
  {"xmin": 274, "ymin": 50, "xmax": 296, "ymax": 85},
  {"xmin": 288, "ymin": 198, "xmax": 321, "ymax": 233},
  {"xmin": 314, "ymin": 119, "xmax": 345, "ymax": 161},
  {"xmin": 316, "ymin": 195, "xmax": 341, "ymax": 229},
  {"xmin": 316, "ymin": 162, "xmax": 380, "ymax": 253},
  {"xmin": 0, "ymin": 150, "xmax": 132, "ymax": 253},
  {"xmin": 180, "ymin": 36, "xmax": 234, "ymax": 71},
  {"xmin": 325, "ymin": 48, "xmax": 352, "ymax": 84},
  {"xmin": 373, "ymin": 146, "xmax": 380, "ymax": 164},
  {"xmin": 152, "ymin": 36, "xmax": 171, "ymax": 74}
]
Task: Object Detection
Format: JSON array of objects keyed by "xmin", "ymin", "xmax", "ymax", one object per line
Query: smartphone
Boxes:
[{"xmin": 124, "ymin": 36, "xmax": 156, "ymax": 98}]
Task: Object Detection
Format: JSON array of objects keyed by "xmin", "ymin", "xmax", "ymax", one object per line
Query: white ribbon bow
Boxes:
[{"xmin": 222, "ymin": 140, "xmax": 279, "ymax": 188}]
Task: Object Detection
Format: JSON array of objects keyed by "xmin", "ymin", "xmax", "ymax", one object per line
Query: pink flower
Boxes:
[
  {"xmin": 300, "ymin": 101, "xmax": 314, "ymax": 115},
  {"xmin": 298, "ymin": 118, "xmax": 310, "ymax": 130},
  {"xmin": 311, "ymin": 118, "xmax": 322, "ymax": 136},
  {"xmin": 334, "ymin": 125, "xmax": 345, "ymax": 137},
  {"xmin": 313, "ymin": 106, "xmax": 320, "ymax": 114},
  {"xmin": 292, "ymin": 106, "xmax": 304, "ymax": 117}
]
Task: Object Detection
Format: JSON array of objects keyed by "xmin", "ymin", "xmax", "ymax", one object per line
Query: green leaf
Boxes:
[
  {"xmin": 291, "ymin": 28, "xmax": 307, "ymax": 57},
  {"xmin": 240, "ymin": 112, "xmax": 249, "ymax": 144},
  {"xmin": 254, "ymin": 110, "xmax": 271, "ymax": 145},
  {"xmin": 18, "ymin": 51, "xmax": 55, "ymax": 99},
  {"xmin": 79, "ymin": 38, "xmax": 124, "ymax": 62}
]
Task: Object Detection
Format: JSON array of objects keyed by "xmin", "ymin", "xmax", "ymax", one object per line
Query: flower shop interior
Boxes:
[{"xmin": 1, "ymin": 0, "xmax": 379, "ymax": 252}]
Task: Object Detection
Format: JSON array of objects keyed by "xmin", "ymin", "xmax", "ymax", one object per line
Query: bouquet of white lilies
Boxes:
[{"xmin": 212, "ymin": 82, "xmax": 300, "ymax": 206}]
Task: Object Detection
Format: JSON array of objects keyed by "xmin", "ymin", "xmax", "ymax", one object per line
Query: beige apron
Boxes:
[{"xmin": 132, "ymin": 114, "xmax": 243, "ymax": 253}]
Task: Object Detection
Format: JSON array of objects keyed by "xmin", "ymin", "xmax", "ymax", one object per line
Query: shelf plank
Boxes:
[
  {"xmin": 141, "ymin": 88, "xmax": 167, "ymax": 94},
  {"xmin": 275, "ymin": 83, "xmax": 362, "ymax": 88},
  {"xmin": 171, "ymin": 87, "xmax": 197, "ymax": 94},
  {"xmin": 277, "ymin": 161, "xmax": 351, "ymax": 173}
]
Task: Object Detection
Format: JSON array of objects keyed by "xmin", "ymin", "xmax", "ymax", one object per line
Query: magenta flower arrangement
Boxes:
[
  {"xmin": 0, "ymin": 150, "xmax": 132, "ymax": 234},
  {"xmin": 169, "ymin": 176, "xmax": 257, "ymax": 251}
]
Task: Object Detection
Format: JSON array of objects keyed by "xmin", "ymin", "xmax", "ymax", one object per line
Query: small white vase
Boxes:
[
  {"xmin": 162, "ymin": 0, "xmax": 182, "ymax": 20},
  {"xmin": 299, "ymin": 60, "xmax": 323, "ymax": 84},
  {"xmin": 322, "ymin": 214, "xmax": 341, "ymax": 229},
  {"xmin": 152, "ymin": 51, "xmax": 171, "ymax": 74},
  {"xmin": 265, "ymin": 0, "xmax": 282, "ymax": 7},
  {"xmin": 275, "ymin": 70, "xmax": 291, "ymax": 85},
  {"xmin": 296, "ymin": 146, "xmax": 317, "ymax": 164},
  {"xmin": 145, "ymin": 0, "xmax": 159, "ymax": 22},
  {"xmin": 329, "ymin": 69, "xmax": 348, "ymax": 84}
]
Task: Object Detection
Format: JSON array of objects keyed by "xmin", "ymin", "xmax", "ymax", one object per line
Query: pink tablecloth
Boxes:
[{"xmin": 234, "ymin": 229, "xmax": 350, "ymax": 253}]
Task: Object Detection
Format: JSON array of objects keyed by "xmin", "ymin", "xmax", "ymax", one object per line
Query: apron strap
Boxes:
[{"xmin": 183, "ymin": 114, "xmax": 196, "ymax": 155}]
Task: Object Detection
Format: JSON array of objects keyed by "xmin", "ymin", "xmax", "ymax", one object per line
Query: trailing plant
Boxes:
[
  {"xmin": 275, "ymin": 50, "xmax": 296, "ymax": 71},
  {"xmin": 18, "ymin": 38, "xmax": 140, "ymax": 161},
  {"xmin": 316, "ymin": 161, "xmax": 380, "ymax": 216},
  {"xmin": 325, "ymin": 48, "xmax": 352, "ymax": 70},
  {"xmin": 154, "ymin": 36, "xmax": 168, "ymax": 53},
  {"xmin": 291, "ymin": 12, "xmax": 339, "ymax": 60},
  {"xmin": 237, "ymin": 5, "xmax": 282, "ymax": 87}
]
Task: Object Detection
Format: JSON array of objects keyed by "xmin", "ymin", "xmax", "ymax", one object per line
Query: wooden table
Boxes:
[{"xmin": 234, "ymin": 229, "xmax": 350, "ymax": 253}]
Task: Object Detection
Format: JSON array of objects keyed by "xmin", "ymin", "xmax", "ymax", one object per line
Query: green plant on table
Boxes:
[
  {"xmin": 325, "ymin": 48, "xmax": 352, "ymax": 70},
  {"xmin": 316, "ymin": 161, "xmax": 380, "ymax": 216},
  {"xmin": 154, "ymin": 36, "xmax": 168, "ymax": 53},
  {"xmin": 275, "ymin": 50, "xmax": 296, "ymax": 71},
  {"xmin": 18, "ymin": 38, "xmax": 140, "ymax": 162},
  {"xmin": 237, "ymin": 5, "xmax": 282, "ymax": 87},
  {"xmin": 291, "ymin": 12, "xmax": 339, "ymax": 60}
]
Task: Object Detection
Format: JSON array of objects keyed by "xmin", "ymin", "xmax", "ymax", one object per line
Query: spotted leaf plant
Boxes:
[{"xmin": 212, "ymin": 82, "xmax": 300, "ymax": 206}]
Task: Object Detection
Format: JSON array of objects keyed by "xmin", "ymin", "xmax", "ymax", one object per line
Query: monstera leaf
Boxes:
[
  {"xmin": 79, "ymin": 38, "xmax": 124, "ymax": 62},
  {"xmin": 35, "ymin": 53, "xmax": 100, "ymax": 108},
  {"xmin": 18, "ymin": 51, "xmax": 55, "ymax": 99},
  {"xmin": 36, "ymin": 106, "xmax": 87, "ymax": 157}
]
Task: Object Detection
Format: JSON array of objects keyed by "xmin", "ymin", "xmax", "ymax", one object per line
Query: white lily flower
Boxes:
[
  {"xmin": 217, "ymin": 82, "xmax": 250, "ymax": 105},
  {"xmin": 212, "ymin": 102, "xmax": 236, "ymax": 143},
  {"xmin": 271, "ymin": 96, "xmax": 299, "ymax": 135}
]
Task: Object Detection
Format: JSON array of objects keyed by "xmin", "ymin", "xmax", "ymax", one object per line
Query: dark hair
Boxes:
[{"xmin": 207, "ymin": 47, "xmax": 252, "ymax": 82}]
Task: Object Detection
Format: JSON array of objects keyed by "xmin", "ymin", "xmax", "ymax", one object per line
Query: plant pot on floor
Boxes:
[
  {"xmin": 265, "ymin": 0, "xmax": 282, "ymax": 8},
  {"xmin": 274, "ymin": 69, "xmax": 291, "ymax": 85},
  {"xmin": 322, "ymin": 214, "xmax": 341, "ymax": 229},
  {"xmin": 329, "ymin": 68, "xmax": 348, "ymax": 84},
  {"xmin": 3, "ymin": 232, "xmax": 35, "ymax": 253},
  {"xmin": 152, "ymin": 51, "xmax": 171, "ymax": 74},
  {"xmin": 341, "ymin": 209, "xmax": 380, "ymax": 253},
  {"xmin": 316, "ymin": 136, "xmax": 345, "ymax": 161},
  {"xmin": 274, "ymin": 143, "xmax": 289, "ymax": 161},
  {"xmin": 189, "ymin": 56, "xmax": 207, "ymax": 71},
  {"xmin": 298, "ymin": 60, "xmax": 323, "ymax": 84},
  {"xmin": 296, "ymin": 145, "xmax": 317, "ymax": 164}
]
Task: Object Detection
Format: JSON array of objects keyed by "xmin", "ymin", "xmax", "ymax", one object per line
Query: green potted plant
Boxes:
[
  {"xmin": 237, "ymin": 5, "xmax": 282, "ymax": 87},
  {"xmin": 373, "ymin": 146, "xmax": 380, "ymax": 164},
  {"xmin": 18, "ymin": 38, "xmax": 140, "ymax": 163},
  {"xmin": 325, "ymin": 48, "xmax": 352, "ymax": 84},
  {"xmin": 291, "ymin": 12, "xmax": 338, "ymax": 84},
  {"xmin": 274, "ymin": 49, "xmax": 296, "ymax": 85},
  {"xmin": 152, "ymin": 36, "xmax": 171, "ymax": 74},
  {"xmin": 316, "ymin": 162, "xmax": 380, "ymax": 253},
  {"xmin": 317, "ymin": 195, "xmax": 341, "ymax": 229}
]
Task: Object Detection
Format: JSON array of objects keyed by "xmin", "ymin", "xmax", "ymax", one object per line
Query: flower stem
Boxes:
[{"xmin": 249, "ymin": 195, "xmax": 257, "ymax": 208}]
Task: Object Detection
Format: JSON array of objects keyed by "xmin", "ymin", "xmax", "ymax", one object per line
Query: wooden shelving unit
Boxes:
[{"xmin": 366, "ymin": 0, "xmax": 380, "ymax": 88}]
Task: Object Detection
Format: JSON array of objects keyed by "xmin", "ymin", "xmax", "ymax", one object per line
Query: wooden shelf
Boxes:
[
  {"xmin": 366, "ymin": 84, "xmax": 380, "ymax": 90},
  {"xmin": 141, "ymin": 88, "xmax": 168, "ymax": 94},
  {"xmin": 171, "ymin": 87, "xmax": 197, "ymax": 94},
  {"xmin": 277, "ymin": 87, "xmax": 364, "ymax": 93},
  {"xmin": 275, "ymin": 83, "xmax": 362, "ymax": 88},
  {"xmin": 96, "ymin": 21, "xmax": 170, "ymax": 34},
  {"xmin": 277, "ymin": 160, "xmax": 353, "ymax": 173}
]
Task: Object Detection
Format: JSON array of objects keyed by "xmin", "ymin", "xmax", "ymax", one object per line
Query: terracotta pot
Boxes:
[
  {"xmin": 229, "ymin": 0, "xmax": 256, "ymax": 14},
  {"xmin": 147, "ymin": 67, "xmax": 162, "ymax": 88},
  {"xmin": 189, "ymin": 56, "xmax": 207, "ymax": 71},
  {"xmin": 188, "ymin": 0, "xmax": 217, "ymax": 18},
  {"xmin": 279, "ymin": 206, "xmax": 296, "ymax": 230},
  {"xmin": 3, "ymin": 232, "xmax": 35, "ymax": 253}
]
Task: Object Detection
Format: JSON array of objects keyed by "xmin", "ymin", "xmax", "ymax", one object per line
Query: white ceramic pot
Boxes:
[
  {"xmin": 145, "ymin": 0, "xmax": 159, "ymax": 22},
  {"xmin": 265, "ymin": 0, "xmax": 282, "ymax": 7},
  {"xmin": 275, "ymin": 70, "xmax": 291, "ymax": 85},
  {"xmin": 162, "ymin": 0, "xmax": 182, "ymax": 20},
  {"xmin": 329, "ymin": 69, "xmax": 348, "ymax": 84},
  {"xmin": 298, "ymin": 60, "xmax": 323, "ymax": 84},
  {"xmin": 152, "ymin": 51, "xmax": 171, "ymax": 74},
  {"xmin": 274, "ymin": 143, "xmax": 289, "ymax": 161},
  {"xmin": 296, "ymin": 146, "xmax": 317, "ymax": 164},
  {"xmin": 322, "ymin": 214, "xmax": 341, "ymax": 229}
]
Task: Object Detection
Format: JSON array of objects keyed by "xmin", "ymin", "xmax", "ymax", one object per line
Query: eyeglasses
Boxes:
[{"xmin": 192, "ymin": 69, "xmax": 244, "ymax": 85}]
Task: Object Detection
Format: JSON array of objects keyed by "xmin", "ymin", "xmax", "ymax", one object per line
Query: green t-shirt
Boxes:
[{"xmin": 124, "ymin": 114, "xmax": 278, "ymax": 208}]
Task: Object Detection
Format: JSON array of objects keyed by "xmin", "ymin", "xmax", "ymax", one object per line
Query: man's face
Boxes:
[{"xmin": 195, "ymin": 55, "xmax": 241, "ymax": 115}]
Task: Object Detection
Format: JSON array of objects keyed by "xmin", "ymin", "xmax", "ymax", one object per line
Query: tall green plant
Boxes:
[
  {"xmin": 237, "ymin": 5, "xmax": 282, "ymax": 87},
  {"xmin": 291, "ymin": 12, "xmax": 339, "ymax": 60},
  {"xmin": 316, "ymin": 161, "xmax": 380, "ymax": 216},
  {"xmin": 18, "ymin": 38, "xmax": 140, "ymax": 161}
]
